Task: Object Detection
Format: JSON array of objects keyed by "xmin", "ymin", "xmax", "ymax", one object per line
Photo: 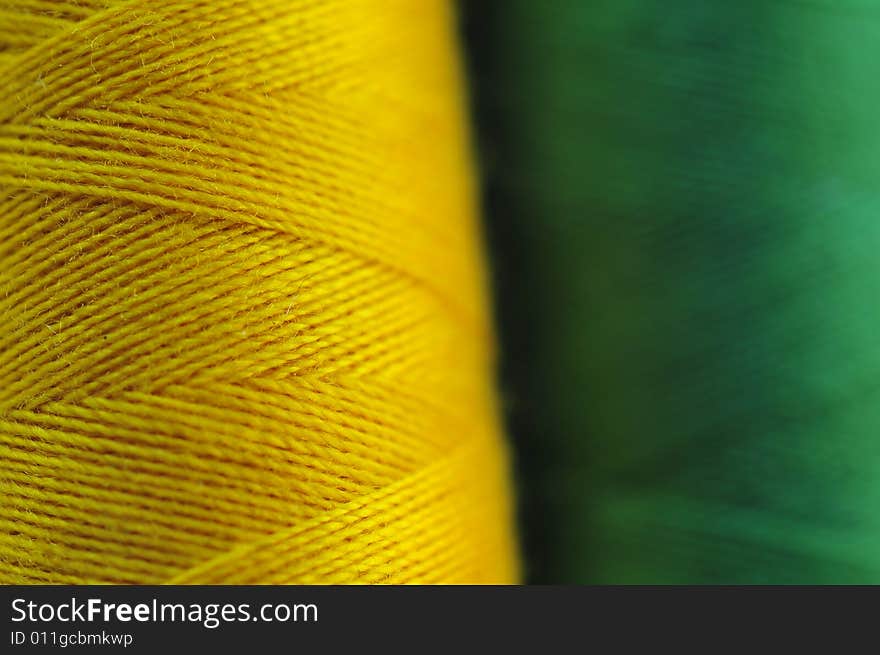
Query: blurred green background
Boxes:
[{"xmin": 462, "ymin": 1, "xmax": 880, "ymax": 583}]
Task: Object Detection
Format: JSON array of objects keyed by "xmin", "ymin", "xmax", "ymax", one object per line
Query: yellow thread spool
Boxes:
[{"xmin": 0, "ymin": 0, "xmax": 518, "ymax": 584}]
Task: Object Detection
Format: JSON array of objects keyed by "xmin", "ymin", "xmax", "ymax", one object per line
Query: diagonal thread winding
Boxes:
[{"xmin": 0, "ymin": 0, "xmax": 518, "ymax": 584}]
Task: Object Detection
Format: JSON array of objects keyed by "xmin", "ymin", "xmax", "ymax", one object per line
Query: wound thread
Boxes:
[{"xmin": 0, "ymin": 0, "xmax": 518, "ymax": 584}]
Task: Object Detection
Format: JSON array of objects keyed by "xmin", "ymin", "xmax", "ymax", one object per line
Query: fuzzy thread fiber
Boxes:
[{"xmin": 0, "ymin": 0, "xmax": 518, "ymax": 584}]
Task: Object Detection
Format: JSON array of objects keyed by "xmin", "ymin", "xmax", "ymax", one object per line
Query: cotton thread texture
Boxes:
[{"xmin": 0, "ymin": 0, "xmax": 518, "ymax": 584}]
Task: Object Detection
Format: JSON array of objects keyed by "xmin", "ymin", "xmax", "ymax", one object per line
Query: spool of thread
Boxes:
[
  {"xmin": 467, "ymin": 0, "xmax": 880, "ymax": 582},
  {"xmin": 0, "ymin": 0, "xmax": 518, "ymax": 584}
]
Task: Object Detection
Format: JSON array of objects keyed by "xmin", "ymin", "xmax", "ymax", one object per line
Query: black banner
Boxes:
[{"xmin": 1, "ymin": 585, "xmax": 873, "ymax": 651}]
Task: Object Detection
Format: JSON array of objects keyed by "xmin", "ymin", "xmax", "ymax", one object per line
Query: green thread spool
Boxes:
[{"xmin": 466, "ymin": 0, "xmax": 880, "ymax": 583}]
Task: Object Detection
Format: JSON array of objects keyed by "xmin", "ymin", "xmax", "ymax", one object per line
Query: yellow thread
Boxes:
[{"xmin": 0, "ymin": 0, "xmax": 518, "ymax": 584}]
